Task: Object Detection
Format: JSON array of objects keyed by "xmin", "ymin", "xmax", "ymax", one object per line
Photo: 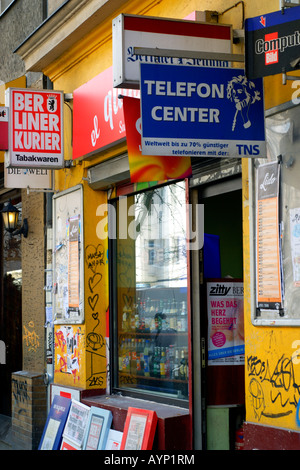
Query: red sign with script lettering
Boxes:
[{"xmin": 73, "ymin": 66, "xmax": 139, "ymax": 160}]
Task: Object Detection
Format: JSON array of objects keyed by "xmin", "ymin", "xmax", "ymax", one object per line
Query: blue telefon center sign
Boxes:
[{"xmin": 140, "ymin": 63, "xmax": 266, "ymax": 158}]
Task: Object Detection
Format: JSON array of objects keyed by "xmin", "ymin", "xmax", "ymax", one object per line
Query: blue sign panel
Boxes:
[{"xmin": 140, "ymin": 63, "xmax": 266, "ymax": 158}]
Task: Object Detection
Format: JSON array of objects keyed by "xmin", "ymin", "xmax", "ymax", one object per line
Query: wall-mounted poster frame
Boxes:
[
  {"xmin": 53, "ymin": 185, "xmax": 84, "ymax": 324},
  {"xmin": 250, "ymin": 101, "xmax": 300, "ymax": 325},
  {"xmin": 120, "ymin": 407, "xmax": 158, "ymax": 450},
  {"xmin": 256, "ymin": 160, "xmax": 283, "ymax": 313}
]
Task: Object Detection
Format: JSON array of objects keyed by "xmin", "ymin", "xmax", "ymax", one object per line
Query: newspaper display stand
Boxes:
[
  {"xmin": 83, "ymin": 406, "xmax": 113, "ymax": 450},
  {"xmin": 120, "ymin": 407, "xmax": 158, "ymax": 450}
]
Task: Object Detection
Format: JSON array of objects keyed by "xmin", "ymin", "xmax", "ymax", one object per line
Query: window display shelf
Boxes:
[
  {"xmin": 114, "ymin": 182, "xmax": 189, "ymax": 400},
  {"xmin": 119, "ymin": 330, "xmax": 187, "ymax": 336},
  {"xmin": 119, "ymin": 372, "xmax": 188, "ymax": 384},
  {"xmin": 117, "ymin": 290, "xmax": 188, "ymax": 398},
  {"xmin": 121, "ymin": 294, "xmax": 188, "ymax": 334}
]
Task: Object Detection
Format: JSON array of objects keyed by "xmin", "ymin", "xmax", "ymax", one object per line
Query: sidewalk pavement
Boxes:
[{"xmin": 0, "ymin": 414, "xmax": 13, "ymax": 450}]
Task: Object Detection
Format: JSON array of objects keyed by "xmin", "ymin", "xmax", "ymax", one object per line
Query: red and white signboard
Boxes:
[
  {"xmin": 112, "ymin": 14, "xmax": 232, "ymax": 88},
  {"xmin": 0, "ymin": 106, "xmax": 9, "ymax": 150},
  {"xmin": 7, "ymin": 88, "xmax": 64, "ymax": 169},
  {"xmin": 72, "ymin": 66, "xmax": 139, "ymax": 160}
]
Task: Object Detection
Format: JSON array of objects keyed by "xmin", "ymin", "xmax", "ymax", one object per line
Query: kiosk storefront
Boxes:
[
  {"xmin": 49, "ymin": 23, "xmax": 250, "ymax": 451},
  {"xmin": 16, "ymin": 0, "xmax": 296, "ymax": 450}
]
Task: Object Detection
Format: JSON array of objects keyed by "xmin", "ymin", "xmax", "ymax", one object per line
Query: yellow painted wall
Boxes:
[
  {"xmin": 46, "ymin": 0, "xmax": 300, "ymax": 429},
  {"xmin": 239, "ymin": 4, "xmax": 300, "ymax": 434},
  {"xmin": 242, "ymin": 157, "xmax": 300, "ymax": 432},
  {"xmin": 53, "ymin": 177, "xmax": 109, "ymax": 389},
  {"xmin": 0, "ymin": 76, "xmax": 26, "ymax": 163}
]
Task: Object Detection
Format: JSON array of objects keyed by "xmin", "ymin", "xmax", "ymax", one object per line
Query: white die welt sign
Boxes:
[{"xmin": 7, "ymin": 88, "xmax": 64, "ymax": 169}]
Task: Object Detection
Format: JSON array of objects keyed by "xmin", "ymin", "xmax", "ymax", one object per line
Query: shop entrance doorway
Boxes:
[
  {"xmin": 0, "ymin": 197, "xmax": 23, "ymax": 417},
  {"xmin": 191, "ymin": 174, "xmax": 245, "ymax": 450}
]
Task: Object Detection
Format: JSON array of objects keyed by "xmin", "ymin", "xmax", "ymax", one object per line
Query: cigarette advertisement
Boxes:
[
  {"xmin": 256, "ymin": 161, "xmax": 282, "ymax": 310},
  {"xmin": 207, "ymin": 281, "xmax": 244, "ymax": 366}
]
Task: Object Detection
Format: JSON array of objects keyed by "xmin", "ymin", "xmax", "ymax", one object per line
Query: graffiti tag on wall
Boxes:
[
  {"xmin": 247, "ymin": 353, "xmax": 300, "ymax": 423},
  {"xmin": 85, "ymin": 242, "xmax": 107, "ymax": 388},
  {"xmin": 23, "ymin": 321, "xmax": 40, "ymax": 353}
]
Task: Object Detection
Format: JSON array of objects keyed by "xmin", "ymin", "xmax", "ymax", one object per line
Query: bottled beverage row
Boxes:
[
  {"xmin": 118, "ymin": 337, "xmax": 188, "ymax": 381},
  {"xmin": 122, "ymin": 297, "xmax": 188, "ymax": 333}
]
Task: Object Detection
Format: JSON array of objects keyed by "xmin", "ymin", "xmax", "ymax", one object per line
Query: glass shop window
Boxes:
[
  {"xmin": 252, "ymin": 103, "xmax": 300, "ymax": 324},
  {"xmin": 112, "ymin": 181, "xmax": 189, "ymax": 402}
]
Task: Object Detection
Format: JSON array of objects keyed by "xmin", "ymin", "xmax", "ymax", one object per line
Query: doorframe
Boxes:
[
  {"xmin": 0, "ymin": 189, "xmax": 22, "ymax": 416},
  {"xmin": 190, "ymin": 168, "xmax": 243, "ymax": 450},
  {"xmin": 190, "ymin": 187, "xmax": 204, "ymax": 450}
]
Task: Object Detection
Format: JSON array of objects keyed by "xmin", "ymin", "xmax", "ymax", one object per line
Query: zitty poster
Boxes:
[{"xmin": 7, "ymin": 88, "xmax": 64, "ymax": 169}]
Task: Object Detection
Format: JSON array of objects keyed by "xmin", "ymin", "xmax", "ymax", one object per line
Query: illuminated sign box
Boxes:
[
  {"xmin": 4, "ymin": 166, "xmax": 52, "ymax": 189},
  {"xmin": 245, "ymin": 6, "xmax": 300, "ymax": 79},
  {"xmin": 113, "ymin": 14, "xmax": 232, "ymax": 88},
  {"xmin": 140, "ymin": 63, "xmax": 266, "ymax": 158},
  {"xmin": 7, "ymin": 88, "xmax": 64, "ymax": 169}
]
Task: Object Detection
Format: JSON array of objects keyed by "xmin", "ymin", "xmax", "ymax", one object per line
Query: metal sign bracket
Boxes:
[{"xmin": 280, "ymin": 1, "xmax": 300, "ymax": 12}]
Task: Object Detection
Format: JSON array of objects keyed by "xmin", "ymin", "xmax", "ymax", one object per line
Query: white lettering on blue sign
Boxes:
[
  {"xmin": 140, "ymin": 64, "xmax": 266, "ymax": 158},
  {"xmin": 151, "ymin": 106, "xmax": 220, "ymax": 123},
  {"xmin": 143, "ymin": 80, "xmax": 224, "ymax": 98}
]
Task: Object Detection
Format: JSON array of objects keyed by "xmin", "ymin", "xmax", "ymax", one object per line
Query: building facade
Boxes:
[
  {"xmin": 0, "ymin": 0, "xmax": 49, "ymax": 429},
  {"xmin": 1, "ymin": 0, "xmax": 300, "ymax": 450}
]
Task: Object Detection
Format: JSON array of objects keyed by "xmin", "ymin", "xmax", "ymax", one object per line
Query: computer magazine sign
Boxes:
[
  {"xmin": 6, "ymin": 88, "xmax": 64, "ymax": 169},
  {"xmin": 245, "ymin": 6, "xmax": 300, "ymax": 79},
  {"xmin": 140, "ymin": 64, "xmax": 266, "ymax": 158}
]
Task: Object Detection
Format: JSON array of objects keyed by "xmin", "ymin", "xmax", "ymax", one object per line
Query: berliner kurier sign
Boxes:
[
  {"xmin": 245, "ymin": 6, "xmax": 300, "ymax": 79},
  {"xmin": 7, "ymin": 88, "xmax": 64, "ymax": 169}
]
